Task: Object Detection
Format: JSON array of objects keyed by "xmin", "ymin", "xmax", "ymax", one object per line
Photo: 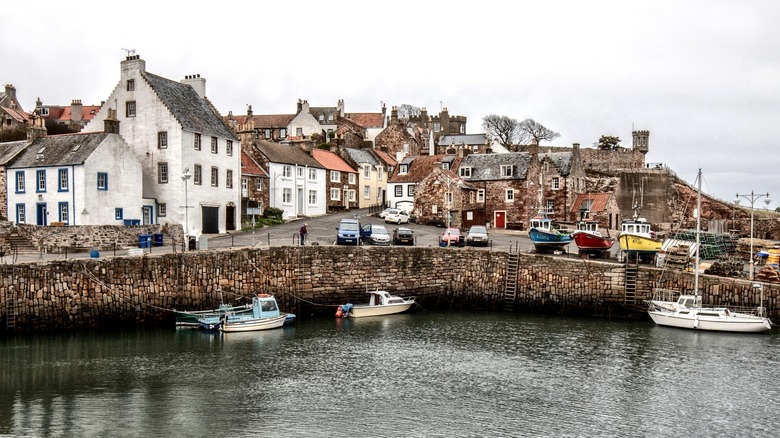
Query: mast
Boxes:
[{"xmin": 694, "ymin": 168, "xmax": 701, "ymax": 296}]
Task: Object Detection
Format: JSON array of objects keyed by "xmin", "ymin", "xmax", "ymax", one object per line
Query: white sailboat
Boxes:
[{"xmin": 646, "ymin": 169, "xmax": 773, "ymax": 333}]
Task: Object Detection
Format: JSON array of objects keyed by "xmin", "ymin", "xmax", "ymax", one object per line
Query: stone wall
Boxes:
[{"xmin": 2, "ymin": 246, "xmax": 778, "ymax": 333}]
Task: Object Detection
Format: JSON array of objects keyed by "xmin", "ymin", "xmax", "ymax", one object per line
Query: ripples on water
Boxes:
[{"xmin": 2, "ymin": 312, "xmax": 779, "ymax": 437}]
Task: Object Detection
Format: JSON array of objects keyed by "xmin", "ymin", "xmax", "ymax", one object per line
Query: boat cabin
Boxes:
[
  {"xmin": 530, "ymin": 216, "xmax": 555, "ymax": 231},
  {"xmin": 621, "ymin": 218, "xmax": 655, "ymax": 237},
  {"xmin": 677, "ymin": 294, "xmax": 702, "ymax": 308},
  {"xmin": 576, "ymin": 221, "xmax": 599, "ymax": 233},
  {"xmin": 368, "ymin": 290, "xmax": 406, "ymax": 306},
  {"xmin": 252, "ymin": 294, "xmax": 281, "ymax": 318}
]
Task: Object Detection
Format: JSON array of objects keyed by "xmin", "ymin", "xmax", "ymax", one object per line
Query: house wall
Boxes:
[
  {"xmin": 289, "ymin": 102, "xmax": 323, "ymax": 138},
  {"xmin": 266, "ymin": 162, "xmax": 326, "ymax": 220}
]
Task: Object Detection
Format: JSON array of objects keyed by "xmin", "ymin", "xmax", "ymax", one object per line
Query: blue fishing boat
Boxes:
[
  {"xmin": 174, "ymin": 302, "xmax": 252, "ymax": 328},
  {"xmin": 528, "ymin": 214, "xmax": 573, "ymax": 252},
  {"xmin": 198, "ymin": 294, "xmax": 295, "ymax": 332}
]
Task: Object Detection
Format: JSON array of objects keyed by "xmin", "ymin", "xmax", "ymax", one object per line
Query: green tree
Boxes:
[{"xmin": 596, "ymin": 135, "xmax": 621, "ymax": 150}]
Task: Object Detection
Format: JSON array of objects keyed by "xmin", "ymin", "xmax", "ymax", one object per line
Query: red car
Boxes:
[{"xmin": 439, "ymin": 228, "xmax": 464, "ymax": 246}]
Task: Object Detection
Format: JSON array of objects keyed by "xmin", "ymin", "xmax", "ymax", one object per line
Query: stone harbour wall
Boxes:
[{"xmin": 1, "ymin": 246, "xmax": 778, "ymax": 332}]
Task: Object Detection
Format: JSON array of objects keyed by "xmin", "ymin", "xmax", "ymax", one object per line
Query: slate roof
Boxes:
[
  {"xmin": 439, "ymin": 134, "xmax": 488, "ymax": 146},
  {"xmin": 344, "ymin": 148, "xmax": 379, "ymax": 166},
  {"xmin": 390, "ymin": 154, "xmax": 450, "ymax": 183},
  {"xmin": 254, "ymin": 141, "xmax": 323, "ymax": 168},
  {"xmin": 312, "ymin": 149, "xmax": 357, "ymax": 173},
  {"xmin": 541, "ymin": 152, "xmax": 574, "ymax": 175},
  {"xmin": 142, "ymin": 72, "xmax": 237, "ymax": 140},
  {"xmin": 8, "ymin": 132, "xmax": 111, "ymax": 168},
  {"xmin": 459, "ymin": 152, "xmax": 531, "ymax": 181},
  {"xmin": 241, "ymin": 150, "xmax": 267, "ymax": 177},
  {"xmin": 0, "ymin": 140, "xmax": 29, "ymax": 165}
]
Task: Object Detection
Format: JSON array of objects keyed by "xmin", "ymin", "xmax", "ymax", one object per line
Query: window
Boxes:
[
  {"xmin": 115, "ymin": 208, "xmax": 123, "ymax": 220},
  {"xmin": 408, "ymin": 185, "xmax": 415, "ymax": 196},
  {"xmin": 477, "ymin": 189, "xmax": 485, "ymax": 203},
  {"xmin": 158, "ymin": 131, "xmax": 168, "ymax": 149},
  {"xmin": 15, "ymin": 171, "xmax": 25, "ymax": 193},
  {"xmin": 211, "ymin": 137, "xmax": 218, "ymax": 154},
  {"xmin": 158, "ymin": 163, "xmax": 168, "ymax": 184},
  {"xmin": 282, "ymin": 188, "xmax": 292, "ymax": 203},
  {"xmin": 349, "ymin": 190, "xmax": 356, "ymax": 202},
  {"xmin": 403, "ymin": 143, "xmax": 409, "ymax": 154},
  {"xmin": 364, "ymin": 185, "xmax": 370, "ymax": 199},
  {"xmin": 308, "ymin": 168, "xmax": 316, "ymax": 180},
  {"xmin": 296, "ymin": 127, "xmax": 303, "ymax": 137},
  {"xmin": 211, "ymin": 167, "xmax": 219, "ymax": 187},
  {"xmin": 399, "ymin": 164, "xmax": 408, "ymax": 175},
  {"xmin": 363, "ymin": 165, "xmax": 370, "ymax": 179},
  {"xmin": 331, "ymin": 188, "xmax": 341, "ymax": 200},
  {"xmin": 158, "ymin": 203, "xmax": 167, "ymax": 217},
  {"xmin": 330, "ymin": 171, "xmax": 340, "ymax": 182},
  {"xmin": 318, "ymin": 114, "xmax": 324, "ymax": 121},
  {"xmin": 36, "ymin": 170, "xmax": 46, "ymax": 192},
  {"xmin": 256, "ymin": 178, "xmax": 262, "ymax": 191},
  {"xmin": 433, "ymin": 123, "xmax": 440, "ymax": 132},
  {"xmin": 546, "ymin": 199, "xmax": 555, "ymax": 213},
  {"xmin": 460, "ymin": 125, "xmax": 465, "ymax": 134},
  {"xmin": 506, "ymin": 189, "xmax": 514, "ymax": 202},
  {"xmin": 441, "ymin": 162, "xmax": 450, "ymax": 170},
  {"xmin": 194, "ymin": 133, "xmax": 201, "ymax": 151},
  {"xmin": 264, "ymin": 129, "xmax": 271, "ymax": 139},
  {"xmin": 283, "ymin": 166, "xmax": 292, "ymax": 178},
  {"xmin": 16, "ymin": 204, "xmax": 26, "ymax": 224},
  {"xmin": 297, "ymin": 167, "xmax": 304, "ymax": 178},
  {"xmin": 328, "ymin": 113, "xmax": 334, "ymax": 121},
  {"xmin": 226, "ymin": 170, "xmax": 233, "ymax": 189},
  {"xmin": 58, "ymin": 168, "xmax": 68, "ymax": 192},
  {"xmin": 58, "ymin": 202, "xmax": 69, "ymax": 224},
  {"xmin": 349, "ymin": 173, "xmax": 355, "ymax": 184},
  {"xmin": 394, "ymin": 185, "xmax": 402, "ymax": 197},
  {"xmin": 446, "ymin": 191, "xmax": 453, "ymax": 204},
  {"xmin": 194, "ymin": 165, "xmax": 202, "ymax": 185},
  {"xmin": 308, "ymin": 190, "xmax": 317, "ymax": 205},
  {"xmin": 280, "ymin": 128, "xmax": 287, "ymax": 138},
  {"xmin": 552, "ymin": 177, "xmax": 560, "ymax": 190},
  {"xmin": 377, "ymin": 167, "xmax": 383, "ymax": 181},
  {"xmin": 242, "ymin": 177, "xmax": 248, "ymax": 194},
  {"xmin": 98, "ymin": 172, "xmax": 108, "ymax": 190},
  {"xmin": 126, "ymin": 79, "xmax": 135, "ymax": 91},
  {"xmin": 226, "ymin": 140, "xmax": 233, "ymax": 156},
  {"xmin": 126, "ymin": 101, "xmax": 136, "ymax": 117},
  {"xmin": 460, "ymin": 167, "xmax": 472, "ymax": 177},
  {"xmin": 501, "ymin": 165, "xmax": 513, "ymax": 177}
]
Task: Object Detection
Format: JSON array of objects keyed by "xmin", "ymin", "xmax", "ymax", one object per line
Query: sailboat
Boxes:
[{"xmin": 646, "ymin": 169, "xmax": 773, "ymax": 333}]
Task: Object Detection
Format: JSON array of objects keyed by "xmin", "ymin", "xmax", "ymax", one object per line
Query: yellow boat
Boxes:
[{"xmin": 619, "ymin": 217, "xmax": 662, "ymax": 259}]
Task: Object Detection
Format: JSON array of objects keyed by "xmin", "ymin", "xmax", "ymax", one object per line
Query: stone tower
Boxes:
[{"xmin": 632, "ymin": 130, "xmax": 649, "ymax": 154}]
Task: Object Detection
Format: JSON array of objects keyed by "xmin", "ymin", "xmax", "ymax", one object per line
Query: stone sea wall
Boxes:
[{"xmin": 1, "ymin": 246, "xmax": 778, "ymax": 332}]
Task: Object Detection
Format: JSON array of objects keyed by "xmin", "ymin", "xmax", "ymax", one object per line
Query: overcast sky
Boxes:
[{"xmin": 3, "ymin": 1, "xmax": 779, "ymax": 209}]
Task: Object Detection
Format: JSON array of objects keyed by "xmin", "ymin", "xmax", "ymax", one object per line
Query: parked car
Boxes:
[
  {"xmin": 439, "ymin": 228, "xmax": 464, "ymax": 246},
  {"xmin": 378, "ymin": 208, "xmax": 400, "ymax": 219},
  {"xmin": 465, "ymin": 225, "xmax": 490, "ymax": 247},
  {"xmin": 336, "ymin": 219, "xmax": 369, "ymax": 245},
  {"xmin": 385, "ymin": 210, "xmax": 410, "ymax": 224},
  {"xmin": 367, "ymin": 224, "xmax": 391, "ymax": 246},
  {"xmin": 392, "ymin": 227, "xmax": 415, "ymax": 246}
]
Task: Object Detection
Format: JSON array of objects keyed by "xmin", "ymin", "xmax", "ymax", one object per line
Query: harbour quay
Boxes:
[{"xmin": 1, "ymin": 245, "xmax": 777, "ymax": 333}]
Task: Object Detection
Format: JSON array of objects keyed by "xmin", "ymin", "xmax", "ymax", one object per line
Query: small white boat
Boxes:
[
  {"xmin": 218, "ymin": 294, "xmax": 295, "ymax": 333},
  {"xmin": 337, "ymin": 290, "xmax": 415, "ymax": 318}
]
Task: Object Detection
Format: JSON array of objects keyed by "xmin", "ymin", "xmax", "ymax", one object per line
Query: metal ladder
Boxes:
[
  {"xmin": 504, "ymin": 251, "xmax": 520, "ymax": 311},
  {"xmin": 294, "ymin": 247, "xmax": 309, "ymax": 313},
  {"xmin": 5, "ymin": 287, "xmax": 16, "ymax": 330},
  {"xmin": 624, "ymin": 256, "xmax": 639, "ymax": 306}
]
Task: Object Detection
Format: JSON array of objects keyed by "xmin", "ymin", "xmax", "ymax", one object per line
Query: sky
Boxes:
[{"xmin": 2, "ymin": 0, "xmax": 779, "ymax": 209}]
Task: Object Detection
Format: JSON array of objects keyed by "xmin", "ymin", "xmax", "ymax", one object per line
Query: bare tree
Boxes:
[
  {"xmin": 519, "ymin": 118, "xmax": 560, "ymax": 146},
  {"xmin": 482, "ymin": 114, "xmax": 527, "ymax": 150},
  {"xmin": 596, "ymin": 135, "xmax": 621, "ymax": 150},
  {"xmin": 397, "ymin": 104, "xmax": 421, "ymax": 119}
]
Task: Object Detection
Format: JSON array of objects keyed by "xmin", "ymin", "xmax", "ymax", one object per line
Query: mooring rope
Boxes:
[
  {"xmin": 78, "ymin": 260, "xmax": 175, "ymax": 314},
  {"xmin": 239, "ymin": 250, "xmax": 336, "ymax": 307}
]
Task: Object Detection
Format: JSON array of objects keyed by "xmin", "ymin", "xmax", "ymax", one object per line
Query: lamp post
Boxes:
[
  {"xmin": 435, "ymin": 172, "xmax": 453, "ymax": 246},
  {"xmin": 735, "ymin": 190, "xmax": 770, "ymax": 280},
  {"xmin": 182, "ymin": 168, "xmax": 192, "ymax": 246}
]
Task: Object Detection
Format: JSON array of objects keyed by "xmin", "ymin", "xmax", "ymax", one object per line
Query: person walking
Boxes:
[{"xmin": 299, "ymin": 223, "xmax": 308, "ymax": 245}]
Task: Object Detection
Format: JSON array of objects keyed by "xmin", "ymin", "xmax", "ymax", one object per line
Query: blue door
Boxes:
[{"xmin": 36, "ymin": 203, "xmax": 48, "ymax": 226}]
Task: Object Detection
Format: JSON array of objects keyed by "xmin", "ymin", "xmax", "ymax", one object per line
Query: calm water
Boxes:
[{"xmin": 2, "ymin": 311, "xmax": 779, "ymax": 437}]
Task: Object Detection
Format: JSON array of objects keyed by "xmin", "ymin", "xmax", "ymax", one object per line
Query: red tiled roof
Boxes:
[
  {"xmin": 373, "ymin": 149, "xmax": 396, "ymax": 166},
  {"xmin": 570, "ymin": 193, "xmax": 612, "ymax": 213},
  {"xmin": 345, "ymin": 112, "xmax": 384, "ymax": 128},
  {"xmin": 59, "ymin": 105, "xmax": 101, "ymax": 122},
  {"xmin": 311, "ymin": 148, "xmax": 357, "ymax": 173},
  {"xmin": 241, "ymin": 150, "xmax": 267, "ymax": 177}
]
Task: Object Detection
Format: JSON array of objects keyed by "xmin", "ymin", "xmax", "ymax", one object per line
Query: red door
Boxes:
[{"xmin": 495, "ymin": 211, "xmax": 506, "ymax": 228}]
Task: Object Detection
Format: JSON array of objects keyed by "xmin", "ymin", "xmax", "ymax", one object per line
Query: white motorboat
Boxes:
[
  {"xmin": 218, "ymin": 294, "xmax": 295, "ymax": 333},
  {"xmin": 337, "ymin": 290, "xmax": 415, "ymax": 318},
  {"xmin": 646, "ymin": 169, "xmax": 772, "ymax": 333}
]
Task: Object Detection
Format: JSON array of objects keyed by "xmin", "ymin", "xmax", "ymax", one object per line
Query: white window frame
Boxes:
[
  {"xmin": 282, "ymin": 188, "xmax": 292, "ymax": 204},
  {"xmin": 331, "ymin": 188, "xmax": 341, "ymax": 200},
  {"xmin": 460, "ymin": 167, "xmax": 472, "ymax": 177},
  {"xmin": 330, "ymin": 171, "xmax": 341, "ymax": 182},
  {"xmin": 505, "ymin": 189, "xmax": 514, "ymax": 202},
  {"xmin": 308, "ymin": 190, "xmax": 317, "ymax": 205},
  {"xmin": 552, "ymin": 176, "xmax": 560, "ymax": 190},
  {"xmin": 477, "ymin": 189, "xmax": 485, "ymax": 203},
  {"xmin": 501, "ymin": 165, "xmax": 513, "ymax": 177}
]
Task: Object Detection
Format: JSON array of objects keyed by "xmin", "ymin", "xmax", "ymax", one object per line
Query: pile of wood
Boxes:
[
  {"xmin": 664, "ymin": 244, "xmax": 691, "ymax": 271},
  {"xmin": 704, "ymin": 257, "xmax": 745, "ymax": 278},
  {"xmin": 755, "ymin": 265, "xmax": 780, "ymax": 283}
]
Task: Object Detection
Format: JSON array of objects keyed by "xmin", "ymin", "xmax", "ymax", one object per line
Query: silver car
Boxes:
[
  {"xmin": 465, "ymin": 225, "xmax": 489, "ymax": 246},
  {"xmin": 369, "ymin": 225, "xmax": 391, "ymax": 245}
]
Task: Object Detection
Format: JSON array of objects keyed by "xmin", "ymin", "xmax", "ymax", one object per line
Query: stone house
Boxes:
[
  {"xmin": 82, "ymin": 55, "xmax": 241, "ymax": 235},
  {"xmin": 225, "ymin": 107, "xmax": 294, "ymax": 143},
  {"xmin": 341, "ymin": 147, "xmax": 387, "ymax": 209},
  {"xmin": 311, "ymin": 148, "xmax": 359, "ymax": 212},
  {"xmin": 405, "ymin": 107, "xmax": 467, "ymax": 153},
  {"xmin": 387, "ymin": 154, "xmax": 461, "ymax": 217},
  {"xmin": 0, "ymin": 84, "xmax": 30, "ymax": 142},
  {"xmin": 240, "ymin": 149, "xmax": 268, "ymax": 227},
  {"xmin": 251, "ymin": 140, "xmax": 326, "ymax": 220},
  {"xmin": 6, "ymin": 110, "xmax": 147, "ymax": 226},
  {"xmin": 32, "ymin": 98, "xmax": 102, "ymax": 132},
  {"xmin": 374, "ymin": 106, "xmax": 420, "ymax": 163},
  {"xmin": 438, "ymin": 134, "xmax": 490, "ymax": 155},
  {"xmin": 413, "ymin": 164, "xmax": 477, "ymax": 229},
  {"xmin": 570, "ymin": 192, "xmax": 621, "ymax": 231}
]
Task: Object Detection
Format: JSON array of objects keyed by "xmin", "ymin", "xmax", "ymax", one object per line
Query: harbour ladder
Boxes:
[
  {"xmin": 294, "ymin": 246, "xmax": 310, "ymax": 314},
  {"xmin": 504, "ymin": 251, "xmax": 520, "ymax": 311},
  {"xmin": 5, "ymin": 286, "xmax": 16, "ymax": 330},
  {"xmin": 624, "ymin": 256, "xmax": 639, "ymax": 306}
]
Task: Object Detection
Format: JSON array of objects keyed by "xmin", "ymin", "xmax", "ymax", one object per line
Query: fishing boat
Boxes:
[
  {"xmin": 618, "ymin": 215, "xmax": 662, "ymax": 262},
  {"xmin": 215, "ymin": 294, "xmax": 295, "ymax": 333},
  {"xmin": 174, "ymin": 302, "xmax": 252, "ymax": 328},
  {"xmin": 336, "ymin": 290, "xmax": 416, "ymax": 318},
  {"xmin": 528, "ymin": 214, "xmax": 573, "ymax": 252},
  {"xmin": 646, "ymin": 169, "xmax": 773, "ymax": 333},
  {"xmin": 572, "ymin": 220, "xmax": 615, "ymax": 256}
]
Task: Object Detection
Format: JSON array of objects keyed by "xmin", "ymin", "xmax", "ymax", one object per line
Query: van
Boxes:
[{"xmin": 336, "ymin": 219, "xmax": 370, "ymax": 245}]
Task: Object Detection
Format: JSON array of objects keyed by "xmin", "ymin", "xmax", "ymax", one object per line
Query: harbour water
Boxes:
[{"xmin": 2, "ymin": 311, "xmax": 779, "ymax": 437}]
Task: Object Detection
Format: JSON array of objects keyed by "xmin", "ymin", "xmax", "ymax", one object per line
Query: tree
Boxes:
[
  {"xmin": 519, "ymin": 118, "xmax": 560, "ymax": 146},
  {"xmin": 482, "ymin": 115, "xmax": 527, "ymax": 151},
  {"xmin": 596, "ymin": 135, "xmax": 621, "ymax": 150},
  {"xmin": 396, "ymin": 104, "xmax": 420, "ymax": 119}
]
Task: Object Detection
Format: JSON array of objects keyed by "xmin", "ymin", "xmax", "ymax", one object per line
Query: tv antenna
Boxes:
[{"xmin": 121, "ymin": 48, "xmax": 136, "ymax": 56}]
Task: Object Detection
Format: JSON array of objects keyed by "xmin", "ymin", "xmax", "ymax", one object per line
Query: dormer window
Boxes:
[
  {"xmin": 460, "ymin": 167, "xmax": 472, "ymax": 177},
  {"xmin": 441, "ymin": 163, "xmax": 449, "ymax": 170},
  {"xmin": 319, "ymin": 114, "xmax": 324, "ymax": 121},
  {"xmin": 501, "ymin": 165, "xmax": 513, "ymax": 177},
  {"xmin": 399, "ymin": 164, "xmax": 408, "ymax": 175}
]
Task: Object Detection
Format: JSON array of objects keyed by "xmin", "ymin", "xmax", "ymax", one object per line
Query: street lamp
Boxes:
[
  {"xmin": 182, "ymin": 168, "xmax": 192, "ymax": 243},
  {"xmin": 735, "ymin": 190, "xmax": 770, "ymax": 280},
  {"xmin": 434, "ymin": 173, "xmax": 454, "ymax": 246}
]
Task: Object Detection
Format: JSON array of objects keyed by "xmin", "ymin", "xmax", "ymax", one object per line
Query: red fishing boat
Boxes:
[{"xmin": 572, "ymin": 220, "xmax": 615, "ymax": 256}]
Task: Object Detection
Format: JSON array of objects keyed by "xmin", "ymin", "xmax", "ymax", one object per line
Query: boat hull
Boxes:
[
  {"xmin": 349, "ymin": 302, "xmax": 415, "ymax": 318},
  {"xmin": 618, "ymin": 234, "xmax": 662, "ymax": 255},
  {"xmin": 573, "ymin": 231, "xmax": 615, "ymax": 252},
  {"xmin": 648, "ymin": 309, "xmax": 772, "ymax": 333},
  {"xmin": 174, "ymin": 304, "xmax": 251, "ymax": 327},
  {"xmin": 529, "ymin": 228, "xmax": 573, "ymax": 249},
  {"xmin": 220, "ymin": 314, "xmax": 287, "ymax": 332}
]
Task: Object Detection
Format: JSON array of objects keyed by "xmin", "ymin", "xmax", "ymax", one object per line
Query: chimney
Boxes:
[
  {"xmin": 337, "ymin": 99, "xmax": 345, "ymax": 117},
  {"xmin": 121, "ymin": 54, "xmax": 146, "ymax": 79},
  {"xmin": 27, "ymin": 115, "xmax": 47, "ymax": 141},
  {"xmin": 4, "ymin": 84, "xmax": 16, "ymax": 104},
  {"xmin": 71, "ymin": 99, "xmax": 83, "ymax": 123},
  {"xmin": 381, "ymin": 102, "xmax": 387, "ymax": 127},
  {"xmin": 247, "ymin": 105, "xmax": 253, "ymax": 117},
  {"xmin": 297, "ymin": 99, "xmax": 303, "ymax": 114},
  {"xmin": 103, "ymin": 108, "xmax": 120, "ymax": 134},
  {"xmin": 390, "ymin": 106, "xmax": 398, "ymax": 124},
  {"xmin": 181, "ymin": 74, "xmax": 206, "ymax": 99},
  {"xmin": 420, "ymin": 107, "xmax": 428, "ymax": 127},
  {"xmin": 301, "ymin": 100, "xmax": 310, "ymax": 113}
]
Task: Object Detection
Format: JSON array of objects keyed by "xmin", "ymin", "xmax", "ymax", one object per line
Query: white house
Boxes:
[
  {"xmin": 82, "ymin": 54, "xmax": 241, "ymax": 235},
  {"xmin": 6, "ymin": 114, "xmax": 147, "ymax": 226},
  {"xmin": 253, "ymin": 141, "xmax": 326, "ymax": 220}
]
